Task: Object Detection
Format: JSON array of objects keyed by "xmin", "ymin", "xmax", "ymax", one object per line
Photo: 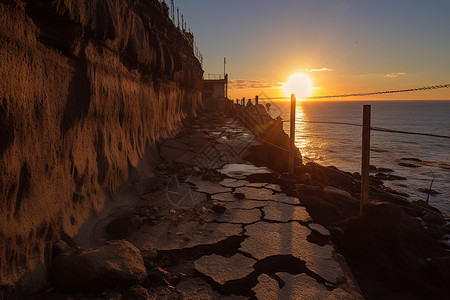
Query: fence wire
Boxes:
[
  {"xmin": 244, "ymin": 83, "xmax": 450, "ymax": 101},
  {"xmin": 280, "ymin": 120, "xmax": 450, "ymax": 140}
]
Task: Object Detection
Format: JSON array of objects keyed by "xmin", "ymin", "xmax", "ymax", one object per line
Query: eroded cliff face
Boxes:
[{"xmin": 0, "ymin": 0, "xmax": 202, "ymax": 294}]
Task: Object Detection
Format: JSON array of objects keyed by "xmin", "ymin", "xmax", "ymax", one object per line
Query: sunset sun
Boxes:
[{"xmin": 284, "ymin": 73, "xmax": 313, "ymax": 98}]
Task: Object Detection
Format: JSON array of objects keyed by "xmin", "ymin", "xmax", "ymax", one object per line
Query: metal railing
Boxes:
[
  {"xmin": 158, "ymin": 0, "xmax": 203, "ymax": 66},
  {"xmin": 203, "ymin": 74, "xmax": 226, "ymax": 80}
]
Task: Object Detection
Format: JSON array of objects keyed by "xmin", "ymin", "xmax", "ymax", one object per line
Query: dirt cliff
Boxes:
[{"xmin": 0, "ymin": 0, "xmax": 202, "ymax": 296}]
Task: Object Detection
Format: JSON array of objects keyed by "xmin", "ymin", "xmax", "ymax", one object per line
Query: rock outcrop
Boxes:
[
  {"xmin": 49, "ymin": 240, "xmax": 147, "ymax": 292},
  {"xmin": 0, "ymin": 0, "xmax": 202, "ymax": 296}
]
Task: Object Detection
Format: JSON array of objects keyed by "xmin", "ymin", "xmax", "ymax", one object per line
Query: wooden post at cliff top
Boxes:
[
  {"xmin": 360, "ymin": 105, "xmax": 371, "ymax": 214},
  {"xmin": 255, "ymin": 95, "xmax": 259, "ymax": 105},
  {"xmin": 289, "ymin": 94, "xmax": 296, "ymax": 174}
]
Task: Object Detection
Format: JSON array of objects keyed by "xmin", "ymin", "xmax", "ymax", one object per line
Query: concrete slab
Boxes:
[
  {"xmin": 176, "ymin": 277, "xmax": 246, "ymax": 300},
  {"xmin": 253, "ymin": 273, "xmax": 358, "ymax": 300},
  {"xmin": 265, "ymin": 183, "xmax": 282, "ymax": 192},
  {"xmin": 245, "ymin": 182, "xmax": 268, "ymax": 188},
  {"xmin": 218, "ymin": 164, "xmax": 271, "ymax": 179},
  {"xmin": 218, "ymin": 200, "xmax": 269, "ymax": 210},
  {"xmin": 263, "ymin": 202, "xmax": 312, "ymax": 223},
  {"xmin": 219, "ymin": 178, "xmax": 250, "ymax": 188},
  {"xmin": 205, "ymin": 208, "xmax": 261, "ymax": 224},
  {"xmin": 309, "ymin": 223, "xmax": 331, "ymax": 237},
  {"xmin": 234, "ymin": 187, "xmax": 275, "ymax": 201},
  {"xmin": 211, "ymin": 193, "xmax": 238, "ymax": 202},
  {"xmin": 130, "ymin": 221, "xmax": 242, "ymax": 251},
  {"xmin": 188, "ymin": 179, "xmax": 232, "ymax": 195},
  {"xmin": 272, "ymin": 194, "xmax": 301, "ymax": 205},
  {"xmin": 194, "ymin": 254, "xmax": 256, "ymax": 285},
  {"xmin": 240, "ymin": 222, "xmax": 345, "ymax": 283}
]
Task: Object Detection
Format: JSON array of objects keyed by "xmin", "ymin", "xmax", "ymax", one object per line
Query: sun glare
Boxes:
[{"xmin": 284, "ymin": 73, "xmax": 313, "ymax": 99}]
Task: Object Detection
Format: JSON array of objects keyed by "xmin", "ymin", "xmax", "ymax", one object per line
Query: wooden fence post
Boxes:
[
  {"xmin": 289, "ymin": 94, "xmax": 296, "ymax": 174},
  {"xmin": 255, "ymin": 95, "xmax": 259, "ymax": 105},
  {"xmin": 360, "ymin": 105, "xmax": 371, "ymax": 214}
]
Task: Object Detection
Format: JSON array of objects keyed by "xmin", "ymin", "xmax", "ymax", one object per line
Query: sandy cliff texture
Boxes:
[{"xmin": 0, "ymin": 0, "xmax": 202, "ymax": 294}]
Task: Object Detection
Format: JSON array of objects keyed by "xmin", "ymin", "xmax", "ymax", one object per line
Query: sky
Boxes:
[{"xmin": 175, "ymin": 0, "xmax": 450, "ymax": 100}]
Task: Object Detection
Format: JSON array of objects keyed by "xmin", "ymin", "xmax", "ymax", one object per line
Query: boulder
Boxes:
[
  {"xmin": 125, "ymin": 285, "xmax": 150, "ymax": 300},
  {"xmin": 364, "ymin": 202, "xmax": 402, "ymax": 233},
  {"xmin": 50, "ymin": 240, "xmax": 147, "ymax": 292},
  {"xmin": 423, "ymin": 212, "xmax": 444, "ymax": 226}
]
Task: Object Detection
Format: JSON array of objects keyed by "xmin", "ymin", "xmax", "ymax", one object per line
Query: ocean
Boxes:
[{"xmin": 265, "ymin": 100, "xmax": 450, "ymax": 215}]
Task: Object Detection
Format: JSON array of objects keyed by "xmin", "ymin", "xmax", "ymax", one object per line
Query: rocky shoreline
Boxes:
[{"xmin": 28, "ymin": 99, "xmax": 449, "ymax": 300}]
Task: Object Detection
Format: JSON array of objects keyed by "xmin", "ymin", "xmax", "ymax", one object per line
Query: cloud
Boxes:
[
  {"xmin": 307, "ymin": 67, "xmax": 333, "ymax": 72},
  {"xmin": 228, "ymin": 79, "xmax": 284, "ymax": 90},
  {"xmin": 384, "ymin": 72, "xmax": 406, "ymax": 78}
]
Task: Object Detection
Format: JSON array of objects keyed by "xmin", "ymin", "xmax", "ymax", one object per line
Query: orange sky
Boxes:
[{"xmin": 178, "ymin": 1, "xmax": 450, "ymax": 101}]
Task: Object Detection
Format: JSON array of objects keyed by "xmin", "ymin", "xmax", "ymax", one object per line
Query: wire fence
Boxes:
[
  {"xmin": 280, "ymin": 120, "xmax": 450, "ymax": 140},
  {"xmin": 233, "ymin": 100, "xmax": 449, "ymax": 217},
  {"xmin": 238, "ymin": 83, "xmax": 450, "ymax": 101},
  {"xmin": 158, "ymin": 0, "xmax": 203, "ymax": 66}
]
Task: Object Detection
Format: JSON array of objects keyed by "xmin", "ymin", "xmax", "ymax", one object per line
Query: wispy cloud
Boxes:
[
  {"xmin": 228, "ymin": 79, "xmax": 284, "ymax": 90},
  {"xmin": 384, "ymin": 72, "xmax": 406, "ymax": 78},
  {"xmin": 307, "ymin": 67, "xmax": 334, "ymax": 72}
]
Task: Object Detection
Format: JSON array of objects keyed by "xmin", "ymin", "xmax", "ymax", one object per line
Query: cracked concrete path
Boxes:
[{"xmin": 82, "ymin": 102, "xmax": 363, "ymax": 299}]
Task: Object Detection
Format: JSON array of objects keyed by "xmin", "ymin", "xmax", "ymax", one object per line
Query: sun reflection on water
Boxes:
[{"xmin": 293, "ymin": 101, "xmax": 323, "ymax": 161}]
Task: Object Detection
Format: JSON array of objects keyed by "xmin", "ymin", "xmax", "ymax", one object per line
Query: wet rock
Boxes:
[
  {"xmin": 50, "ymin": 240, "xmax": 147, "ymax": 292},
  {"xmin": 401, "ymin": 157, "xmax": 423, "ymax": 163},
  {"xmin": 323, "ymin": 186, "xmax": 352, "ymax": 199},
  {"xmin": 253, "ymin": 273, "xmax": 358, "ymax": 300},
  {"xmin": 398, "ymin": 162, "xmax": 419, "ymax": 168},
  {"xmin": 369, "ymin": 175, "xmax": 383, "ymax": 186},
  {"xmin": 387, "ymin": 174, "xmax": 407, "ymax": 181},
  {"xmin": 394, "ymin": 183, "xmax": 408, "ymax": 187},
  {"xmin": 194, "ymin": 254, "xmax": 256, "ymax": 285},
  {"xmin": 124, "ymin": 285, "xmax": 150, "ymax": 300},
  {"xmin": 423, "ymin": 212, "xmax": 444, "ymax": 226},
  {"xmin": 289, "ymin": 183, "xmax": 323, "ymax": 197},
  {"xmin": 369, "ymin": 165, "xmax": 377, "ymax": 172},
  {"xmin": 385, "ymin": 187, "xmax": 409, "ymax": 197},
  {"xmin": 377, "ymin": 167, "xmax": 394, "ymax": 173},
  {"xmin": 375, "ymin": 172, "xmax": 389, "ymax": 180},
  {"xmin": 417, "ymin": 188, "xmax": 441, "ymax": 195},
  {"xmin": 364, "ymin": 202, "xmax": 402, "ymax": 233}
]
